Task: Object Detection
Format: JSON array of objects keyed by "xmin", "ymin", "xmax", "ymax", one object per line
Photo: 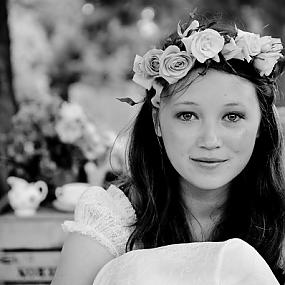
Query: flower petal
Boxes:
[
  {"xmin": 177, "ymin": 20, "xmax": 199, "ymax": 38},
  {"xmin": 133, "ymin": 73, "xmax": 154, "ymax": 90},
  {"xmin": 151, "ymin": 81, "xmax": 164, "ymax": 108},
  {"xmin": 133, "ymin": 55, "xmax": 144, "ymax": 73}
]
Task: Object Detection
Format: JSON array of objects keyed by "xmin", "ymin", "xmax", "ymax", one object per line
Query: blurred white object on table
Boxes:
[
  {"xmin": 7, "ymin": 176, "xmax": 48, "ymax": 217},
  {"xmin": 53, "ymin": 182, "xmax": 89, "ymax": 212}
]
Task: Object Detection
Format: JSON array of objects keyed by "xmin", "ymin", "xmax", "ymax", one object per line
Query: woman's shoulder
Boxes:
[{"xmin": 62, "ymin": 184, "xmax": 136, "ymax": 257}]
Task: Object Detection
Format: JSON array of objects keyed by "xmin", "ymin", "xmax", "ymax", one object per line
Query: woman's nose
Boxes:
[{"xmin": 197, "ymin": 123, "xmax": 222, "ymax": 149}]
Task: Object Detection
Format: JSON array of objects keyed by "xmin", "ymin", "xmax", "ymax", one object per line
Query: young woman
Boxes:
[{"xmin": 51, "ymin": 14, "xmax": 285, "ymax": 284}]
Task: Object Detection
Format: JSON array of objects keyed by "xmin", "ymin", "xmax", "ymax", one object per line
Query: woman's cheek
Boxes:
[{"xmin": 225, "ymin": 127, "xmax": 258, "ymax": 153}]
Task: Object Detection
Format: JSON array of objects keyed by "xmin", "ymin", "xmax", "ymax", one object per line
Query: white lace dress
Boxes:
[{"xmin": 63, "ymin": 185, "xmax": 280, "ymax": 285}]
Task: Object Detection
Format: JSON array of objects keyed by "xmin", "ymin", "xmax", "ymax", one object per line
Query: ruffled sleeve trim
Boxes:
[
  {"xmin": 62, "ymin": 185, "xmax": 136, "ymax": 257},
  {"xmin": 62, "ymin": 221, "xmax": 119, "ymax": 256},
  {"xmin": 107, "ymin": 184, "xmax": 136, "ymax": 225}
]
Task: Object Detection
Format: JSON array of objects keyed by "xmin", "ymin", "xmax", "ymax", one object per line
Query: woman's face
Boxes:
[{"xmin": 157, "ymin": 69, "xmax": 261, "ymax": 192}]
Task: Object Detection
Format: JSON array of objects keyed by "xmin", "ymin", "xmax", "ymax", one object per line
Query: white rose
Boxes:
[
  {"xmin": 142, "ymin": 49, "xmax": 163, "ymax": 76},
  {"xmin": 253, "ymin": 52, "xmax": 283, "ymax": 76},
  {"xmin": 260, "ymin": 36, "xmax": 283, "ymax": 53},
  {"xmin": 132, "ymin": 49, "xmax": 163, "ymax": 90},
  {"xmin": 133, "ymin": 55, "xmax": 153, "ymax": 89},
  {"xmin": 159, "ymin": 45, "xmax": 195, "ymax": 84},
  {"xmin": 182, "ymin": 29, "xmax": 224, "ymax": 63},
  {"xmin": 235, "ymin": 29, "xmax": 261, "ymax": 62},
  {"xmin": 221, "ymin": 38, "xmax": 243, "ymax": 60}
]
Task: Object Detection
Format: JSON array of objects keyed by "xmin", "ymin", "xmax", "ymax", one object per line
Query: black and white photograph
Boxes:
[{"xmin": 0, "ymin": 0, "xmax": 285, "ymax": 284}]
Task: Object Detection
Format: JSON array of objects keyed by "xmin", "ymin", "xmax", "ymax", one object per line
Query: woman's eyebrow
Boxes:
[
  {"xmin": 173, "ymin": 101, "xmax": 199, "ymax": 106},
  {"xmin": 224, "ymin": 102, "xmax": 247, "ymax": 107},
  {"xmin": 173, "ymin": 102, "xmax": 247, "ymax": 108}
]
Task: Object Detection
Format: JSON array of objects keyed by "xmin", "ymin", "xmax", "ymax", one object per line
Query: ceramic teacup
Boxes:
[{"xmin": 55, "ymin": 182, "xmax": 89, "ymax": 206}]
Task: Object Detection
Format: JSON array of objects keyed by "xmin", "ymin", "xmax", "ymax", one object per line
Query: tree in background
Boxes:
[{"xmin": 0, "ymin": 0, "xmax": 17, "ymax": 198}]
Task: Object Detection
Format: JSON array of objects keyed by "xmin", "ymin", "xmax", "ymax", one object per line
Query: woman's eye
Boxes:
[
  {"xmin": 177, "ymin": 112, "xmax": 196, "ymax": 121},
  {"xmin": 224, "ymin": 113, "xmax": 244, "ymax": 123}
]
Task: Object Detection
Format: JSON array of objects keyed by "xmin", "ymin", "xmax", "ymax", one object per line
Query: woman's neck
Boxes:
[{"xmin": 180, "ymin": 179, "xmax": 229, "ymax": 241}]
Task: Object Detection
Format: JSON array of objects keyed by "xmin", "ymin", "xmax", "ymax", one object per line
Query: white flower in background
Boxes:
[
  {"xmin": 77, "ymin": 123, "xmax": 106, "ymax": 161},
  {"xmin": 55, "ymin": 119, "xmax": 83, "ymax": 144},
  {"xmin": 55, "ymin": 101, "xmax": 117, "ymax": 162},
  {"xmin": 58, "ymin": 102, "xmax": 87, "ymax": 122},
  {"xmin": 55, "ymin": 102, "xmax": 86, "ymax": 144}
]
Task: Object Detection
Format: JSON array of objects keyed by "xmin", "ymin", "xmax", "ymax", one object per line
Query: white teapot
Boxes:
[{"xmin": 7, "ymin": 176, "xmax": 48, "ymax": 217}]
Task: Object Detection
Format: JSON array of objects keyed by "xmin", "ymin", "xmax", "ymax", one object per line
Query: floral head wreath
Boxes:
[{"xmin": 118, "ymin": 17, "xmax": 284, "ymax": 108}]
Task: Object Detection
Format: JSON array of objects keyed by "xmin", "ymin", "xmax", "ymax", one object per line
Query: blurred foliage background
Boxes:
[{"xmin": 0, "ymin": 0, "xmax": 285, "ymax": 201}]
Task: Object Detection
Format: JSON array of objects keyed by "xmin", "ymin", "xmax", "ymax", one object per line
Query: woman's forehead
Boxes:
[{"xmin": 163, "ymin": 69, "xmax": 257, "ymax": 107}]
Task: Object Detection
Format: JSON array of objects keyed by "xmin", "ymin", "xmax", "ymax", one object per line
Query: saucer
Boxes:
[{"xmin": 52, "ymin": 199, "xmax": 75, "ymax": 212}]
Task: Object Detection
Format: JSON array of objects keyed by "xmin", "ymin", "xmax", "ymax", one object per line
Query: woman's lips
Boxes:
[
  {"xmin": 191, "ymin": 158, "xmax": 228, "ymax": 168},
  {"xmin": 192, "ymin": 158, "xmax": 228, "ymax": 163}
]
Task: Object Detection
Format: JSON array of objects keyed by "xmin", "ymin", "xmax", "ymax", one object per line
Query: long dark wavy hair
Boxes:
[{"xmin": 116, "ymin": 15, "xmax": 285, "ymax": 282}]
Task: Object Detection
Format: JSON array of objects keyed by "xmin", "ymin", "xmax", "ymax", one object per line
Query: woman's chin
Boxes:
[{"xmin": 180, "ymin": 175, "xmax": 231, "ymax": 192}]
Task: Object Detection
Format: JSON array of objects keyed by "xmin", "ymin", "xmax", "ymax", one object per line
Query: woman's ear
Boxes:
[{"xmin": 152, "ymin": 108, "xmax": 162, "ymax": 137}]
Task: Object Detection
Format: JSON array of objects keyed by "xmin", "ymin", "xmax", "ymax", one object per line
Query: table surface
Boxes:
[{"xmin": 0, "ymin": 207, "xmax": 73, "ymax": 249}]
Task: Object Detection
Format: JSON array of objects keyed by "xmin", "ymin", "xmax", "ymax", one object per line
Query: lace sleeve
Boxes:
[{"xmin": 62, "ymin": 185, "xmax": 136, "ymax": 257}]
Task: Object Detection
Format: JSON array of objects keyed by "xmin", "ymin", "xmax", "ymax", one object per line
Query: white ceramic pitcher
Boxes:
[{"xmin": 7, "ymin": 176, "xmax": 48, "ymax": 217}]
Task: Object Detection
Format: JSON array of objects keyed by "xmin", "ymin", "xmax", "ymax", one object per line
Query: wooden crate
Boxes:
[
  {"xmin": 0, "ymin": 250, "xmax": 59, "ymax": 282},
  {"xmin": 0, "ymin": 208, "xmax": 73, "ymax": 284}
]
